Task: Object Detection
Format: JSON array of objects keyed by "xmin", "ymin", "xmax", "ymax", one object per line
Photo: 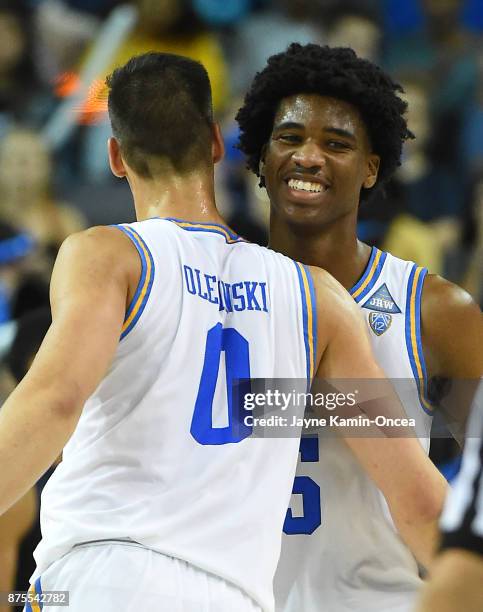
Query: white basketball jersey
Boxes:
[
  {"xmin": 274, "ymin": 247, "xmax": 433, "ymax": 612},
  {"xmin": 33, "ymin": 218, "xmax": 318, "ymax": 612}
]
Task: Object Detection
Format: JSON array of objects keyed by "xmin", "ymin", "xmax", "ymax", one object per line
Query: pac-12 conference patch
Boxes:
[{"xmin": 368, "ymin": 311, "xmax": 392, "ymax": 336}]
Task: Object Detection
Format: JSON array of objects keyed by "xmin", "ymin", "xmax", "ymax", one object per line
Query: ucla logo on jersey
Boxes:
[
  {"xmin": 368, "ymin": 311, "xmax": 392, "ymax": 336},
  {"xmin": 361, "ymin": 283, "xmax": 401, "ymax": 314}
]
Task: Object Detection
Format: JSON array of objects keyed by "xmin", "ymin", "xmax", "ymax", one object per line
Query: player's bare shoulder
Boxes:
[
  {"xmin": 421, "ymin": 274, "xmax": 482, "ymax": 378},
  {"xmin": 54, "ymin": 226, "xmax": 141, "ymax": 304},
  {"xmin": 422, "ymin": 274, "xmax": 479, "ymax": 314},
  {"xmin": 60, "ymin": 225, "xmax": 137, "ymax": 261}
]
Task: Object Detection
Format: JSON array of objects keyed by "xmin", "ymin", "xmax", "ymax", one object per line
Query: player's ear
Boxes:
[
  {"xmin": 108, "ymin": 137, "xmax": 127, "ymax": 178},
  {"xmin": 212, "ymin": 123, "xmax": 225, "ymax": 164},
  {"xmin": 363, "ymin": 154, "xmax": 380, "ymax": 189}
]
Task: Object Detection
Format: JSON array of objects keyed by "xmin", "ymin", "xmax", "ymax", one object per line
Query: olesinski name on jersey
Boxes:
[{"xmin": 183, "ymin": 264, "xmax": 269, "ymax": 313}]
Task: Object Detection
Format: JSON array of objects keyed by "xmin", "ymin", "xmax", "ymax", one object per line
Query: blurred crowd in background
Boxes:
[{"xmin": 0, "ymin": 0, "xmax": 481, "ymax": 603}]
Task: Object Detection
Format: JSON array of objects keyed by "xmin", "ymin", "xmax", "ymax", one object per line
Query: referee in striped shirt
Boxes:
[{"xmin": 417, "ymin": 383, "xmax": 483, "ymax": 611}]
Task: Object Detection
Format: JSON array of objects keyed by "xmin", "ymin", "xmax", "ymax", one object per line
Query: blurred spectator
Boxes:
[
  {"xmin": 461, "ymin": 53, "xmax": 483, "ymax": 173},
  {"xmin": 382, "ymin": 77, "xmax": 463, "ymax": 274},
  {"xmin": 0, "ymin": 128, "xmax": 85, "ymax": 261},
  {"xmin": 397, "ymin": 76, "xmax": 463, "ymax": 224},
  {"xmin": 216, "ymin": 129, "xmax": 269, "ymax": 245},
  {"xmin": 115, "ymin": 0, "xmax": 228, "ymax": 113},
  {"xmin": 3, "ymin": 307, "xmax": 52, "ymax": 386},
  {"xmin": 63, "ymin": 0, "xmax": 122, "ymax": 18},
  {"xmin": 0, "ymin": 0, "xmax": 49, "ymax": 133},
  {"xmin": 461, "ymin": 171, "xmax": 483, "ymax": 306},
  {"xmin": 216, "ymin": 125, "xmax": 270, "ymax": 244},
  {"xmin": 73, "ymin": 0, "xmax": 230, "ymax": 180},
  {"xmin": 0, "ymin": 308, "xmax": 53, "ymax": 610},
  {"xmin": 192, "ymin": 0, "xmax": 252, "ymax": 28},
  {"xmin": 0, "ymin": 222, "xmax": 49, "ymax": 324},
  {"xmin": 228, "ymin": 0, "xmax": 326, "ymax": 97},
  {"xmin": 35, "ymin": 0, "xmax": 102, "ymax": 79},
  {"xmin": 10, "ymin": 272, "xmax": 50, "ymax": 321},
  {"xmin": 384, "ymin": 0, "xmax": 483, "ymax": 36},
  {"xmin": 386, "ymin": 0, "xmax": 478, "ymax": 253},
  {"xmin": 383, "ymin": 0, "xmax": 479, "ymax": 172},
  {"xmin": 366, "ymin": 1, "xmax": 482, "ymax": 280},
  {"xmin": 324, "ymin": 0, "xmax": 383, "ymax": 62}
]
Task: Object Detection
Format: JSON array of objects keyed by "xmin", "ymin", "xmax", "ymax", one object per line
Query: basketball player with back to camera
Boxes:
[
  {"xmin": 0, "ymin": 52, "xmax": 444, "ymax": 612},
  {"xmin": 236, "ymin": 43, "xmax": 483, "ymax": 612}
]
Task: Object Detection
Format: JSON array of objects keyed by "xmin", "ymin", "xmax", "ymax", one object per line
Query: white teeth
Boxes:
[{"xmin": 288, "ymin": 179, "xmax": 326, "ymax": 193}]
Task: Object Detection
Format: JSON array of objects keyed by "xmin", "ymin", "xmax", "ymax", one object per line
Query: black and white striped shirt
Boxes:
[{"xmin": 440, "ymin": 383, "xmax": 483, "ymax": 555}]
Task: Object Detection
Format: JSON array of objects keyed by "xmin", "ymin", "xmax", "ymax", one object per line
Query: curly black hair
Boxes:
[{"xmin": 236, "ymin": 43, "xmax": 413, "ymax": 200}]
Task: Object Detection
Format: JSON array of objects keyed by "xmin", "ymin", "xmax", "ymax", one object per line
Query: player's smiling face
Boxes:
[{"xmin": 262, "ymin": 94, "xmax": 380, "ymax": 230}]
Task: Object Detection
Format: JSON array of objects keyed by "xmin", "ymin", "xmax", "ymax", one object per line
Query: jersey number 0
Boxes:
[{"xmin": 191, "ymin": 323, "xmax": 252, "ymax": 445}]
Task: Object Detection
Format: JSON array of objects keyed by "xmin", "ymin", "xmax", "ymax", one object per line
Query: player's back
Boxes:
[{"xmin": 34, "ymin": 218, "xmax": 316, "ymax": 612}]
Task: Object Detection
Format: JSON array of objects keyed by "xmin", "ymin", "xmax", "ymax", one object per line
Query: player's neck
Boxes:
[
  {"xmin": 131, "ymin": 171, "xmax": 227, "ymax": 227},
  {"xmin": 269, "ymin": 216, "xmax": 372, "ymax": 291}
]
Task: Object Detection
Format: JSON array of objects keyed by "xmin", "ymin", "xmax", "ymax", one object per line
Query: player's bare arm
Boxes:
[
  {"xmin": 422, "ymin": 275, "xmax": 483, "ymax": 379},
  {"xmin": 422, "ymin": 275, "xmax": 483, "ymax": 438},
  {"xmin": 0, "ymin": 488, "xmax": 37, "ymax": 612},
  {"xmin": 416, "ymin": 549, "xmax": 483, "ymax": 612},
  {"xmin": 311, "ymin": 266, "xmax": 447, "ymax": 568},
  {"xmin": 0, "ymin": 226, "xmax": 140, "ymax": 516}
]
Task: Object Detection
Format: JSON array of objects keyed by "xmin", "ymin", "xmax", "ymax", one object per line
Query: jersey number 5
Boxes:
[
  {"xmin": 191, "ymin": 323, "xmax": 252, "ymax": 445},
  {"xmin": 283, "ymin": 436, "xmax": 322, "ymax": 535}
]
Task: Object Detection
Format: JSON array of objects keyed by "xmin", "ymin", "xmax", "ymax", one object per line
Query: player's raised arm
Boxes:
[
  {"xmin": 311, "ymin": 266, "xmax": 447, "ymax": 568},
  {"xmin": 0, "ymin": 226, "xmax": 137, "ymax": 516}
]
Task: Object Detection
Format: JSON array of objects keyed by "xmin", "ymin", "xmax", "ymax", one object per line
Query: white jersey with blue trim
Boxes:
[
  {"xmin": 32, "ymin": 218, "xmax": 317, "ymax": 612},
  {"xmin": 274, "ymin": 247, "xmax": 433, "ymax": 612}
]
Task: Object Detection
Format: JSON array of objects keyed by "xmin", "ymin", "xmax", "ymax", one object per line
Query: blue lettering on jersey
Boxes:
[
  {"xmin": 259, "ymin": 282, "xmax": 268, "ymax": 312},
  {"xmin": 183, "ymin": 265, "xmax": 269, "ymax": 313},
  {"xmin": 232, "ymin": 282, "xmax": 246, "ymax": 311},
  {"xmin": 220, "ymin": 281, "xmax": 233, "ymax": 312},
  {"xmin": 245, "ymin": 281, "xmax": 261, "ymax": 311},
  {"xmin": 194, "ymin": 268, "xmax": 209, "ymax": 299},
  {"xmin": 184, "ymin": 265, "xmax": 196, "ymax": 295},
  {"xmin": 205, "ymin": 274, "xmax": 218, "ymax": 305},
  {"xmin": 217, "ymin": 280, "xmax": 224, "ymax": 311}
]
